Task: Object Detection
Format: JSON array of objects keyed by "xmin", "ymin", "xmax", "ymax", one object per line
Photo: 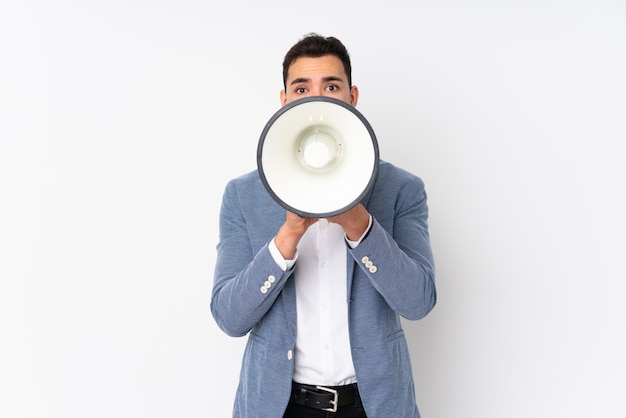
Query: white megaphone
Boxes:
[{"xmin": 257, "ymin": 96, "xmax": 379, "ymax": 218}]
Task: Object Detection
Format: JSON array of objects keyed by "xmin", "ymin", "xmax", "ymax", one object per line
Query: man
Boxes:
[{"xmin": 211, "ymin": 33, "xmax": 436, "ymax": 417}]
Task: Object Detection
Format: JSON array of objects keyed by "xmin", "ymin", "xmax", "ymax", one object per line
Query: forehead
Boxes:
[{"xmin": 286, "ymin": 55, "xmax": 347, "ymax": 82}]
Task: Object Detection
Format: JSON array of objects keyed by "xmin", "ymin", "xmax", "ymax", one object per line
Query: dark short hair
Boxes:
[{"xmin": 282, "ymin": 33, "xmax": 352, "ymax": 89}]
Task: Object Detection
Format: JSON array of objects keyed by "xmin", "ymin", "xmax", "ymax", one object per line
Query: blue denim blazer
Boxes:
[{"xmin": 211, "ymin": 160, "xmax": 436, "ymax": 417}]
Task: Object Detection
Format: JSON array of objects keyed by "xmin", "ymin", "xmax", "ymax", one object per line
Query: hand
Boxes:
[
  {"xmin": 327, "ymin": 204, "xmax": 370, "ymax": 241},
  {"xmin": 274, "ymin": 211, "xmax": 317, "ymax": 260}
]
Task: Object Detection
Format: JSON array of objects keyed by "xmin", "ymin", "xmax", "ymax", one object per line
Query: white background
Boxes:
[{"xmin": 1, "ymin": 1, "xmax": 625, "ymax": 417}]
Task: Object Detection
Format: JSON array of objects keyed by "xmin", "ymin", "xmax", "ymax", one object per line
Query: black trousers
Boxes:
[{"xmin": 283, "ymin": 402, "xmax": 367, "ymax": 418}]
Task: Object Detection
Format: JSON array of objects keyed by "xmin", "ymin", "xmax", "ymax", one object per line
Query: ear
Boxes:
[
  {"xmin": 350, "ymin": 85, "xmax": 359, "ymax": 107},
  {"xmin": 280, "ymin": 90, "xmax": 287, "ymax": 107}
]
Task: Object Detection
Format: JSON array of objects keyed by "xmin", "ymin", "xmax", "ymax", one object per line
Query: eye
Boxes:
[
  {"xmin": 295, "ymin": 87, "xmax": 306, "ymax": 94},
  {"xmin": 326, "ymin": 84, "xmax": 338, "ymax": 92}
]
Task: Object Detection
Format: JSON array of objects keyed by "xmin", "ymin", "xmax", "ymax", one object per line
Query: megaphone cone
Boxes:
[{"xmin": 257, "ymin": 96, "xmax": 379, "ymax": 218}]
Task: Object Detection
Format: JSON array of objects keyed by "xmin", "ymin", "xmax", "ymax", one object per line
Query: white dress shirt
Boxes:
[{"xmin": 269, "ymin": 217, "xmax": 371, "ymax": 386}]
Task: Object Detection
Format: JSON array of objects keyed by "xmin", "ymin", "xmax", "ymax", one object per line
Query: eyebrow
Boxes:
[{"xmin": 289, "ymin": 76, "xmax": 345, "ymax": 86}]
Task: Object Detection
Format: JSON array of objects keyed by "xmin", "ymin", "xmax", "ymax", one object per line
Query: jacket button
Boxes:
[
  {"xmin": 369, "ymin": 266, "xmax": 378, "ymax": 273},
  {"xmin": 268, "ymin": 275, "xmax": 276, "ymax": 283},
  {"xmin": 361, "ymin": 256, "xmax": 370, "ymax": 264},
  {"xmin": 264, "ymin": 281, "xmax": 272, "ymax": 289},
  {"xmin": 365, "ymin": 261, "xmax": 374, "ymax": 268},
  {"xmin": 287, "ymin": 350, "xmax": 293, "ymax": 360},
  {"xmin": 260, "ymin": 286, "xmax": 268, "ymax": 294}
]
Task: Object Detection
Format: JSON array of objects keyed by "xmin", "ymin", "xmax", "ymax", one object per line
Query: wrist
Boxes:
[{"xmin": 275, "ymin": 227, "xmax": 302, "ymax": 260}]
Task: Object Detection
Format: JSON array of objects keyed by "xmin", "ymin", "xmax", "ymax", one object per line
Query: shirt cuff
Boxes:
[
  {"xmin": 269, "ymin": 238, "xmax": 297, "ymax": 271},
  {"xmin": 346, "ymin": 215, "xmax": 373, "ymax": 249}
]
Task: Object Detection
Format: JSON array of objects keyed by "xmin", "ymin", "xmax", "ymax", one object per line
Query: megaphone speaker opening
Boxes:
[
  {"xmin": 297, "ymin": 125, "xmax": 343, "ymax": 172},
  {"xmin": 257, "ymin": 96, "xmax": 379, "ymax": 218}
]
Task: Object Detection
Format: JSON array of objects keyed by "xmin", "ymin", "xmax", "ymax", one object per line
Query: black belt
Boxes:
[{"xmin": 290, "ymin": 382, "xmax": 361, "ymax": 413}]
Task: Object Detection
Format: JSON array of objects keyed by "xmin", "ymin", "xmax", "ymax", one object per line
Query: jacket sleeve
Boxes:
[
  {"xmin": 210, "ymin": 180, "xmax": 293, "ymax": 337},
  {"xmin": 349, "ymin": 174, "xmax": 436, "ymax": 320}
]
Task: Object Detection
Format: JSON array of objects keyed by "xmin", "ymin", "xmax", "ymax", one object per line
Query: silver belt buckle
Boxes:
[{"xmin": 316, "ymin": 386, "xmax": 338, "ymax": 413}]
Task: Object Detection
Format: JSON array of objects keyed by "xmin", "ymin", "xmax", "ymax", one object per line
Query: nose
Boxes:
[{"xmin": 310, "ymin": 85, "xmax": 323, "ymax": 97}]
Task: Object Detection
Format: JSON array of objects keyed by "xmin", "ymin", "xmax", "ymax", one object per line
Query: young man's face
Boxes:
[{"xmin": 280, "ymin": 54, "xmax": 359, "ymax": 107}]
